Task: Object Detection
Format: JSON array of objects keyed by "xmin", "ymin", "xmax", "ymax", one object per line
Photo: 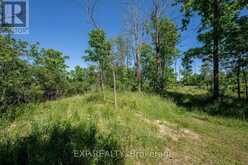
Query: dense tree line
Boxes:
[
  {"xmin": 0, "ymin": 35, "xmax": 97, "ymax": 112},
  {"xmin": 1, "ymin": 0, "xmax": 247, "ymax": 113}
]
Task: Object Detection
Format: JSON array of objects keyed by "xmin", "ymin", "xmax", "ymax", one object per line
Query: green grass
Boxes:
[
  {"xmin": 1, "ymin": 89, "xmax": 248, "ymax": 164},
  {"xmin": 167, "ymin": 86, "xmax": 248, "ymax": 120}
]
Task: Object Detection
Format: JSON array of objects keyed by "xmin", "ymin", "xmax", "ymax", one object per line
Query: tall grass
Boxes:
[{"xmin": 1, "ymin": 90, "xmax": 248, "ymax": 164}]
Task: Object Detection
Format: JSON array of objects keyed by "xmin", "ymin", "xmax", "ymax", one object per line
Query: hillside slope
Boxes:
[{"xmin": 1, "ymin": 91, "xmax": 248, "ymax": 165}]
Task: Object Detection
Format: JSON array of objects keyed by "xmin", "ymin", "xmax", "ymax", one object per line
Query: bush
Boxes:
[{"xmin": 0, "ymin": 122, "xmax": 124, "ymax": 165}]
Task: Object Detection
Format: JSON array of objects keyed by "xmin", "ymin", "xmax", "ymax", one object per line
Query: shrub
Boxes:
[{"xmin": 0, "ymin": 122, "xmax": 124, "ymax": 165}]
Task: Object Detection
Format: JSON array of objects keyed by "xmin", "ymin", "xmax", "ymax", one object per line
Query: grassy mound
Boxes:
[{"xmin": 1, "ymin": 90, "xmax": 248, "ymax": 164}]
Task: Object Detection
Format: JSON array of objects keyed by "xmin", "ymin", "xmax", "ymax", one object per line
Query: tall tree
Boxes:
[
  {"xmin": 125, "ymin": 0, "xmax": 145, "ymax": 92},
  {"xmin": 150, "ymin": 0, "xmax": 167, "ymax": 93},
  {"xmin": 112, "ymin": 36, "xmax": 131, "ymax": 90},
  {"xmin": 148, "ymin": 15, "xmax": 179, "ymax": 93},
  {"xmin": 140, "ymin": 43, "xmax": 157, "ymax": 91},
  {"xmin": 112, "ymin": 36, "xmax": 128, "ymax": 67},
  {"xmin": 0, "ymin": 35, "xmax": 32, "ymax": 111},
  {"xmin": 84, "ymin": 29, "xmax": 112, "ymax": 100},
  {"xmin": 176, "ymin": 0, "xmax": 247, "ymax": 99},
  {"xmin": 223, "ymin": 16, "xmax": 248, "ymax": 99}
]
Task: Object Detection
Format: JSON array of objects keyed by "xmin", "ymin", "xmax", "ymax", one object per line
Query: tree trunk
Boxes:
[
  {"xmin": 96, "ymin": 72, "xmax": 100, "ymax": 92},
  {"xmin": 174, "ymin": 58, "xmax": 177, "ymax": 86},
  {"xmin": 237, "ymin": 66, "xmax": 241, "ymax": 99},
  {"xmin": 160, "ymin": 58, "xmax": 166, "ymax": 93},
  {"xmin": 156, "ymin": 47, "xmax": 162, "ymax": 93},
  {"xmin": 155, "ymin": 24, "xmax": 163, "ymax": 94},
  {"xmin": 100, "ymin": 69, "xmax": 105, "ymax": 101},
  {"xmin": 136, "ymin": 48, "xmax": 142, "ymax": 92},
  {"xmin": 213, "ymin": 0, "xmax": 220, "ymax": 99},
  {"xmin": 112, "ymin": 68, "xmax": 117, "ymax": 109},
  {"xmin": 243, "ymin": 71, "xmax": 248, "ymax": 101}
]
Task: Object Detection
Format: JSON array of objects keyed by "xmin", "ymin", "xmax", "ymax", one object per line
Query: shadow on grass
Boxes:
[
  {"xmin": 0, "ymin": 122, "xmax": 124, "ymax": 165},
  {"xmin": 165, "ymin": 90, "xmax": 248, "ymax": 120}
]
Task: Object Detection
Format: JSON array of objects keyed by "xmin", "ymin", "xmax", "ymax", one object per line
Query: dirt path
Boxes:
[
  {"xmin": 135, "ymin": 112, "xmax": 200, "ymax": 142},
  {"xmin": 134, "ymin": 112, "xmax": 201, "ymax": 165}
]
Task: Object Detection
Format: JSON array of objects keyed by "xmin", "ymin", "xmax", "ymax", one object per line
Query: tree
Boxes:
[
  {"xmin": 140, "ymin": 43, "xmax": 157, "ymax": 91},
  {"xmin": 181, "ymin": 54, "xmax": 193, "ymax": 85},
  {"xmin": 149, "ymin": 0, "xmax": 167, "ymax": 93},
  {"xmin": 112, "ymin": 36, "xmax": 129, "ymax": 67},
  {"xmin": 84, "ymin": 29, "xmax": 112, "ymax": 100},
  {"xmin": 147, "ymin": 16, "xmax": 179, "ymax": 93},
  {"xmin": 109, "ymin": 52, "xmax": 118, "ymax": 109},
  {"xmin": 200, "ymin": 60, "xmax": 212, "ymax": 90},
  {"xmin": 176, "ymin": 0, "xmax": 247, "ymax": 99},
  {"xmin": 125, "ymin": 0, "xmax": 145, "ymax": 92},
  {"xmin": 0, "ymin": 35, "xmax": 37, "ymax": 111},
  {"xmin": 68, "ymin": 65, "xmax": 89, "ymax": 95},
  {"xmin": 70, "ymin": 65, "xmax": 85, "ymax": 82},
  {"xmin": 33, "ymin": 49, "xmax": 69, "ymax": 100},
  {"xmin": 111, "ymin": 36, "xmax": 131, "ymax": 90},
  {"xmin": 223, "ymin": 16, "xmax": 248, "ymax": 99}
]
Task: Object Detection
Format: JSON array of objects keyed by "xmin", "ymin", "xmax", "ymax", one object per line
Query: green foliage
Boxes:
[
  {"xmin": 84, "ymin": 29, "xmax": 112, "ymax": 70},
  {"xmin": 167, "ymin": 86, "xmax": 248, "ymax": 120},
  {"xmin": 146, "ymin": 17, "xmax": 180, "ymax": 92},
  {"xmin": 0, "ymin": 35, "xmax": 40, "ymax": 111},
  {"xmin": 67, "ymin": 65, "xmax": 97, "ymax": 95},
  {"xmin": 33, "ymin": 48, "xmax": 69, "ymax": 99},
  {"xmin": 176, "ymin": 0, "xmax": 248, "ymax": 98},
  {"xmin": 181, "ymin": 54, "xmax": 193, "ymax": 85},
  {"xmin": 84, "ymin": 29, "xmax": 113, "ymax": 99},
  {"xmin": 0, "ymin": 35, "xmax": 84, "ymax": 112},
  {"xmin": 71, "ymin": 65, "xmax": 85, "ymax": 82},
  {"xmin": 140, "ymin": 43, "xmax": 157, "ymax": 91},
  {"xmin": 0, "ymin": 122, "xmax": 124, "ymax": 165},
  {"xmin": 112, "ymin": 36, "xmax": 129, "ymax": 67},
  {"xmin": 111, "ymin": 36, "xmax": 134, "ymax": 90},
  {"xmin": 176, "ymin": 0, "xmax": 246, "ymax": 31},
  {"xmin": 1, "ymin": 90, "xmax": 248, "ymax": 164}
]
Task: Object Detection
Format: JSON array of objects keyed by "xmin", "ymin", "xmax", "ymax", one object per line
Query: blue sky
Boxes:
[{"xmin": 14, "ymin": 0, "xmax": 202, "ymax": 72}]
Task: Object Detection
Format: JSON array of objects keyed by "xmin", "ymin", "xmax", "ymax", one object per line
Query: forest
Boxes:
[{"xmin": 0, "ymin": 0, "xmax": 248, "ymax": 164}]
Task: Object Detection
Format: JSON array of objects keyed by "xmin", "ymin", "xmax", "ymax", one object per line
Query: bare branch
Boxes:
[
  {"xmin": 152, "ymin": 0, "xmax": 168, "ymax": 19},
  {"xmin": 83, "ymin": 0, "xmax": 99, "ymax": 29},
  {"xmin": 122, "ymin": 0, "xmax": 147, "ymax": 92}
]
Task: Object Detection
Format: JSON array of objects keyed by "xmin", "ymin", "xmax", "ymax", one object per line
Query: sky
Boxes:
[{"xmin": 14, "ymin": 0, "xmax": 202, "ymax": 73}]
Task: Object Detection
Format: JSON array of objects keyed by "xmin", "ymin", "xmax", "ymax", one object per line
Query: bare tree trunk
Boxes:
[
  {"xmin": 213, "ymin": 0, "xmax": 220, "ymax": 99},
  {"xmin": 152, "ymin": 0, "xmax": 166, "ymax": 95},
  {"xmin": 136, "ymin": 48, "xmax": 142, "ymax": 92},
  {"xmin": 125, "ymin": 0, "xmax": 144, "ymax": 92},
  {"xmin": 155, "ymin": 19, "xmax": 162, "ymax": 93},
  {"xmin": 156, "ymin": 47, "xmax": 162, "ymax": 92},
  {"xmin": 112, "ymin": 69, "xmax": 117, "ymax": 109}
]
